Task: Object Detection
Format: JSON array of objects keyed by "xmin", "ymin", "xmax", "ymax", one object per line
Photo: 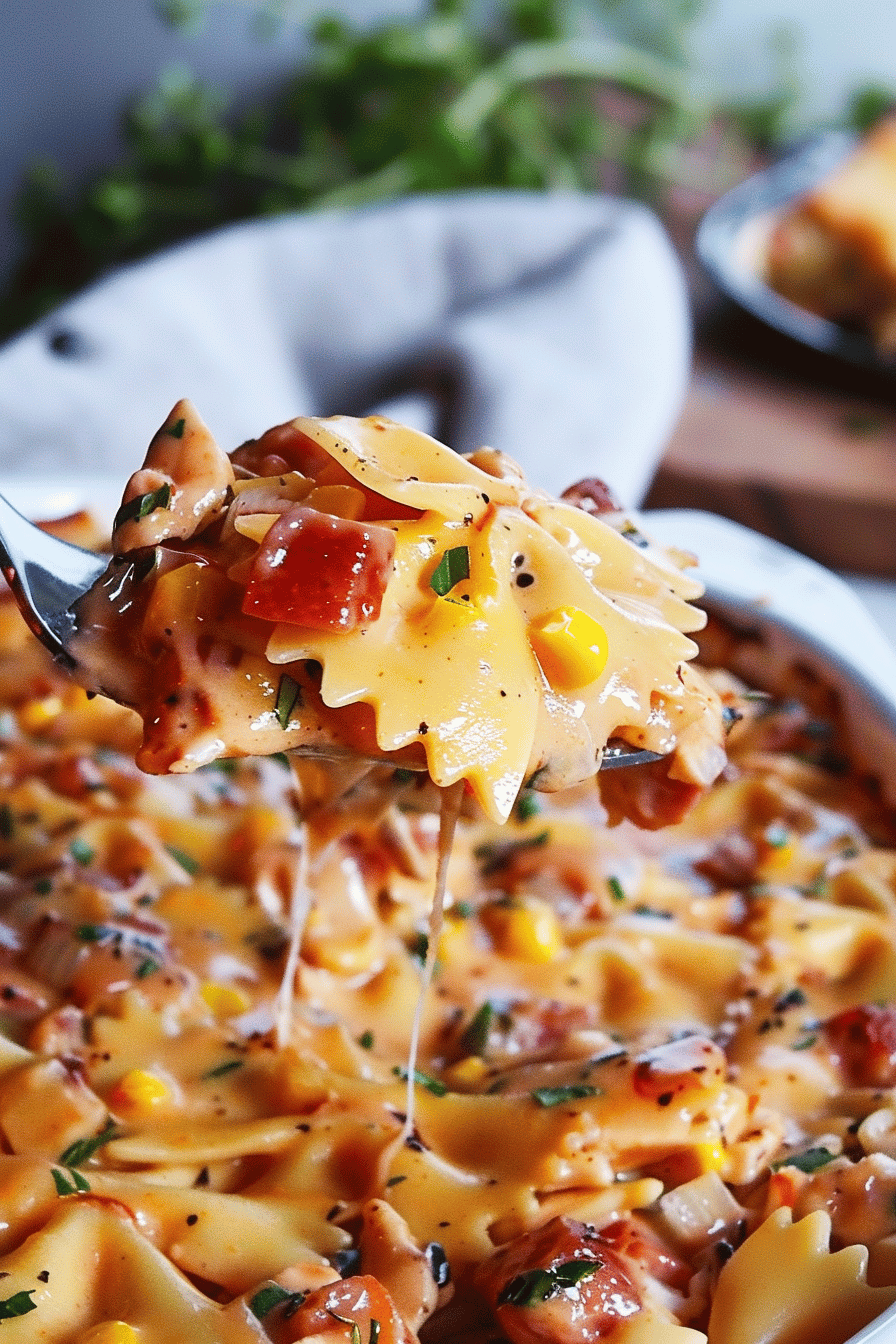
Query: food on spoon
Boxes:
[
  {"xmin": 72, "ymin": 401, "xmax": 725, "ymax": 824},
  {"xmin": 766, "ymin": 116, "xmax": 896, "ymax": 352}
]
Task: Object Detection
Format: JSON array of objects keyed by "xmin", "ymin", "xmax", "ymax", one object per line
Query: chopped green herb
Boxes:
[
  {"xmin": 275, "ymin": 674, "xmax": 303, "ymax": 730},
  {"xmin": 475, "ymin": 829, "xmax": 550, "ymax": 876},
  {"xmin": 33, "ymin": 877, "xmax": 52, "ymax": 895},
  {"xmin": 203, "ymin": 1059, "xmax": 244, "ymax": 1079},
  {"xmin": 0, "ymin": 804, "xmax": 13, "ymax": 840},
  {"xmin": 408, "ymin": 931, "xmax": 429, "ymax": 964},
  {"xmin": 270, "ymin": 752, "xmax": 291, "ymax": 769},
  {"xmin": 392, "ymin": 1065, "xmax": 447, "ymax": 1096},
  {"xmin": 51, "ymin": 1166, "xmax": 91, "ymax": 1195},
  {"xmin": 791, "ymin": 1034, "xmax": 818, "ymax": 1051},
  {"xmin": 531, "ymin": 1084, "xmax": 599, "ymax": 1108},
  {"xmin": 168, "ymin": 417, "xmax": 186, "ymax": 438},
  {"xmin": 59, "ymin": 1117, "xmax": 117, "ymax": 1168},
  {"xmin": 393, "ymin": 768, "xmax": 415, "ymax": 785},
  {"xmin": 0, "ymin": 1290, "xmax": 38, "ymax": 1320},
  {"xmin": 328, "ymin": 1312, "xmax": 362, "ymax": 1344},
  {"xmin": 113, "ymin": 482, "xmax": 172, "ymax": 530},
  {"xmin": 460, "ymin": 1001, "xmax": 494, "ymax": 1056},
  {"xmin": 370, "ymin": 1320, "xmax": 381, "ymax": 1344},
  {"xmin": 386, "ymin": 1174, "xmax": 407, "ymax": 1187},
  {"xmin": 249, "ymin": 1283, "xmax": 305, "ymax": 1319},
  {"xmin": 632, "ymin": 904, "xmax": 673, "ymax": 919},
  {"xmin": 452, "ymin": 901, "xmax": 473, "ymax": 920},
  {"xmin": 358, "ymin": 1031, "xmax": 375, "ymax": 1050},
  {"xmin": 514, "ymin": 791, "xmax": 540, "ymax": 822},
  {"xmin": 135, "ymin": 957, "xmax": 158, "ymax": 979},
  {"xmin": 165, "ymin": 844, "xmax": 200, "ymax": 875},
  {"xmin": 69, "ymin": 838, "xmax": 95, "ymax": 866},
  {"xmin": 76, "ymin": 923, "xmax": 110, "ymax": 943},
  {"xmin": 607, "ymin": 876, "xmax": 626, "ymax": 902},
  {"xmin": 498, "ymin": 1259, "xmax": 602, "ymax": 1307},
  {"xmin": 771, "ymin": 1146, "xmax": 835, "ymax": 1173},
  {"xmin": 429, "ymin": 545, "xmax": 470, "ymax": 597}
]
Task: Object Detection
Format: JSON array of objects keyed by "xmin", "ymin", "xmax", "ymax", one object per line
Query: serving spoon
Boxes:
[{"xmin": 0, "ymin": 491, "xmax": 662, "ymax": 772}]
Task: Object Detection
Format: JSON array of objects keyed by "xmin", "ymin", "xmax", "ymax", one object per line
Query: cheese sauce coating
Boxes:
[
  {"xmin": 71, "ymin": 403, "xmax": 725, "ymax": 823},
  {"xmin": 0, "ymin": 504, "xmax": 895, "ymax": 1341}
]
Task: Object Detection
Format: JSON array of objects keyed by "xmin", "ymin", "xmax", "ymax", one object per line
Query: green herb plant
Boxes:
[{"xmin": 3, "ymin": 0, "xmax": 722, "ymax": 338}]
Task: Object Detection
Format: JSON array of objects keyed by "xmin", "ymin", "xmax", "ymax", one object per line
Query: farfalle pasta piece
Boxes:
[
  {"xmin": 708, "ymin": 1208, "xmax": 896, "ymax": 1344},
  {"xmin": 73, "ymin": 404, "xmax": 725, "ymax": 822}
]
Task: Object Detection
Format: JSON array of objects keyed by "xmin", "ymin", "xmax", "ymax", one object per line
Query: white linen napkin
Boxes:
[{"xmin": 0, "ymin": 190, "xmax": 689, "ymax": 503}]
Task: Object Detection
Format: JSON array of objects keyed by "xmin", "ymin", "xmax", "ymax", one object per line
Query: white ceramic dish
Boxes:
[
  {"xmin": 695, "ymin": 131, "xmax": 896, "ymax": 371},
  {"xmin": 7, "ymin": 479, "xmax": 896, "ymax": 1342}
]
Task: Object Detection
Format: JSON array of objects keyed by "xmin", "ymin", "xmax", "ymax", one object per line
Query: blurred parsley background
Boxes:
[{"xmin": 3, "ymin": 0, "xmax": 892, "ymax": 340}]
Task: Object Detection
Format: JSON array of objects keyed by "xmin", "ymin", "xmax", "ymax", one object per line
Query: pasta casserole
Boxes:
[{"xmin": 0, "ymin": 414, "xmax": 892, "ymax": 1343}]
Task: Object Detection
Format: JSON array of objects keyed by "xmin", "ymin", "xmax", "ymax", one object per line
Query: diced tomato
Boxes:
[
  {"xmin": 231, "ymin": 424, "xmax": 334, "ymax": 478},
  {"xmin": 271, "ymin": 1274, "xmax": 408, "ymax": 1344},
  {"xmin": 476, "ymin": 1216, "xmax": 643, "ymax": 1344},
  {"xmin": 561, "ymin": 478, "xmax": 622, "ymax": 516},
  {"xmin": 599, "ymin": 756, "xmax": 702, "ymax": 831},
  {"xmin": 824, "ymin": 1004, "xmax": 896, "ymax": 1087},
  {"xmin": 242, "ymin": 506, "xmax": 395, "ymax": 630}
]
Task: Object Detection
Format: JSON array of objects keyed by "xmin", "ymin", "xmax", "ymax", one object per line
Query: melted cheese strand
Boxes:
[
  {"xmin": 273, "ymin": 829, "xmax": 311, "ymax": 1050},
  {"xmin": 401, "ymin": 780, "xmax": 465, "ymax": 1143}
]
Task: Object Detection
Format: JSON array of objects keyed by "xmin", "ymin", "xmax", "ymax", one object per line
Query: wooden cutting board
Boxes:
[{"xmin": 645, "ymin": 349, "xmax": 896, "ymax": 576}]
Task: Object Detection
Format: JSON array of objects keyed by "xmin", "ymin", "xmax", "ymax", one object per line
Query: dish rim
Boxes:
[{"xmin": 695, "ymin": 129, "xmax": 896, "ymax": 371}]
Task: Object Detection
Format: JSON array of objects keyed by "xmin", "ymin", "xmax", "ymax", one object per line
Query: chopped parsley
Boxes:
[
  {"xmin": 475, "ymin": 829, "xmax": 550, "ymax": 876},
  {"xmin": 0, "ymin": 1290, "xmax": 38, "ymax": 1320},
  {"xmin": 386, "ymin": 1174, "xmax": 407, "ymax": 1187},
  {"xmin": 69, "ymin": 838, "xmax": 95, "ymax": 866},
  {"xmin": 249, "ymin": 1282, "xmax": 305, "ymax": 1319},
  {"xmin": 531, "ymin": 1084, "xmax": 599, "ymax": 1108},
  {"xmin": 328, "ymin": 1311, "xmax": 362, "ymax": 1344},
  {"xmin": 135, "ymin": 957, "xmax": 159, "ymax": 979},
  {"xmin": 514, "ymin": 791, "xmax": 540, "ymax": 822},
  {"xmin": 275, "ymin": 674, "xmax": 303, "ymax": 730},
  {"xmin": 59, "ymin": 1117, "xmax": 117, "ymax": 1168},
  {"xmin": 51, "ymin": 1166, "xmax": 90, "ymax": 1195},
  {"xmin": 392, "ymin": 1065, "xmax": 447, "ymax": 1096},
  {"xmin": 429, "ymin": 545, "xmax": 470, "ymax": 597},
  {"xmin": 791, "ymin": 1033, "xmax": 818, "ymax": 1051},
  {"xmin": 202, "ymin": 1059, "xmax": 244, "ymax": 1079},
  {"xmin": 113, "ymin": 482, "xmax": 172, "ymax": 530},
  {"xmin": 460, "ymin": 1001, "xmax": 494, "ymax": 1056},
  {"xmin": 168, "ymin": 417, "xmax": 186, "ymax": 439},
  {"xmin": 393, "ymin": 768, "xmax": 415, "ymax": 785},
  {"xmin": 358, "ymin": 1031, "xmax": 375, "ymax": 1050},
  {"xmin": 33, "ymin": 877, "xmax": 52, "ymax": 895},
  {"xmin": 165, "ymin": 844, "xmax": 200, "ymax": 875},
  {"xmin": 771, "ymin": 1146, "xmax": 835, "ymax": 1173},
  {"xmin": 607, "ymin": 876, "xmax": 626, "ymax": 902},
  {"xmin": 498, "ymin": 1259, "xmax": 602, "ymax": 1306}
]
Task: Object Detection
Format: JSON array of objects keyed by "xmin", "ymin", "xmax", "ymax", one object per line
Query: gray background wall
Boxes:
[{"xmin": 2, "ymin": 0, "xmax": 896, "ymax": 285}]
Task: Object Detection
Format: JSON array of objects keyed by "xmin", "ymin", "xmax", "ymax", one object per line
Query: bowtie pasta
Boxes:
[
  {"xmin": 0, "ymin": 419, "xmax": 895, "ymax": 1344},
  {"xmin": 71, "ymin": 403, "xmax": 726, "ymax": 825}
]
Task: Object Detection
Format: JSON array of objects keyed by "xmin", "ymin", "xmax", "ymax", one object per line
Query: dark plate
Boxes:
[{"xmin": 695, "ymin": 130, "xmax": 896, "ymax": 372}]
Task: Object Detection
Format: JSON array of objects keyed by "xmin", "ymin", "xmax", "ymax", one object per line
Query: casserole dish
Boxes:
[{"xmin": 3, "ymin": 478, "xmax": 896, "ymax": 1344}]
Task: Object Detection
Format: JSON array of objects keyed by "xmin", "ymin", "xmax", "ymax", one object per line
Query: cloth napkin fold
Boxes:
[{"xmin": 0, "ymin": 191, "xmax": 689, "ymax": 503}]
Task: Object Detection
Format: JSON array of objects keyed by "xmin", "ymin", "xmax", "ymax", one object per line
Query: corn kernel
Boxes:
[
  {"xmin": 109, "ymin": 1069, "xmax": 172, "ymax": 1115},
  {"xmin": 483, "ymin": 898, "xmax": 563, "ymax": 963},
  {"xmin": 445, "ymin": 1055, "xmax": 489, "ymax": 1090},
  {"xmin": 691, "ymin": 1141, "xmax": 728, "ymax": 1175},
  {"xmin": 200, "ymin": 981, "xmax": 252, "ymax": 1017},
  {"xmin": 528, "ymin": 607, "xmax": 609, "ymax": 689},
  {"xmin": 80, "ymin": 1322, "xmax": 139, "ymax": 1344},
  {"xmin": 18, "ymin": 695, "xmax": 63, "ymax": 733}
]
